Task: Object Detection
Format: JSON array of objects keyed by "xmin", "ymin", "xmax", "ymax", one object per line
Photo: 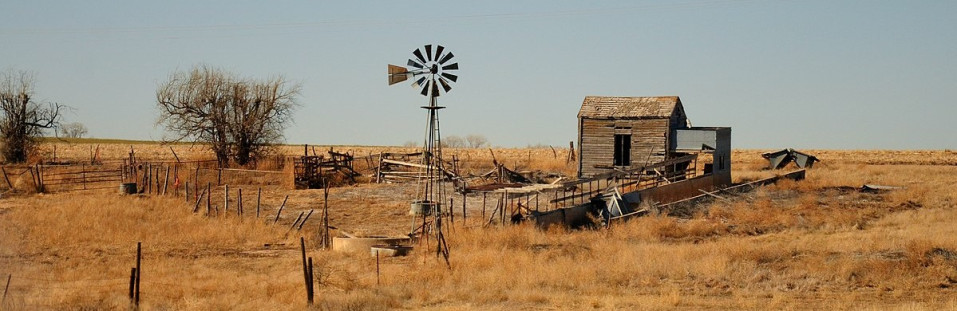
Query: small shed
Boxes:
[{"xmin": 577, "ymin": 96, "xmax": 690, "ymax": 177}]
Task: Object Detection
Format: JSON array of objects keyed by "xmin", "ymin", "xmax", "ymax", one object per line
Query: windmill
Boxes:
[{"xmin": 388, "ymin": 44, "xmax": 459, "ymax": 264}]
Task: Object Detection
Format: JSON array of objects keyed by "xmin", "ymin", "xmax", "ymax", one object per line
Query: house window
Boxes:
[{"xmin": 614, "ymin": 134, "xmax": 631, "ymax": 166}]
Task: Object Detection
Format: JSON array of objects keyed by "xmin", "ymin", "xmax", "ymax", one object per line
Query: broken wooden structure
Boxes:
[
  {"xmin": 763, "ymin": 148, "xmax": 819, "ymax": 169},
  {"xmin": 294, "ymin": 149, "xmax": 360, "ymax": 189},
  {"xmin": 374, "ymin": 152, "xmax": 458, "ymax": 183}
]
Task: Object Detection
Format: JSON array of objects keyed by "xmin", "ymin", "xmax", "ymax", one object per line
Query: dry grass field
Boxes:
[{"xmin": 2, "ymin": 142, "xmax": 957, "ymax": 310}]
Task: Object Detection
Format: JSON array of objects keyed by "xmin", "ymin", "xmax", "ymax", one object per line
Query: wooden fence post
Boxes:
[
  {"xmin": 0, "ymin": 167, "xmax": 13, "ymax": 190},
  {"xmin": 449, "ymin": 198, "xmax": 454, "ymax": 230},
  {"xmin": 192, "ymin": 188, "xmax": 206, "ymax": 213},
  {"xmin": 308, "ymin": 257, "xmax": 315, "ymax": 303},
  {"xmin": 2, "ymin": 274, "xmax": 11, "ymax": 306},
  {"xmin": 128, "ymin": 268, "xmax": 135, "ymax": 302},
  {"xmin": 146, "ymin": 163, "xmax": 151, "ymax": 194},
  {"xmin": 224, "ymin": 185, "xmax": 229, "ymax": 215},
  {"xmin": 163, "ymin": 166, "xmax": 170, "ymax": 195},
  {"xmin": 275, "ymin": 195, "xmax": 288, "ymax": 223},
  {"xmin": 321, "ymin": 183, "xmax": 330, "ymax": 248},
  {"xmin": 256, "ymin": 188, "xmax": 261, "ymax": 218},
  {"xmin": 482, "ymin": 192, "xmax": 486, "ymax": 221},
  {"xmin": 238, "ymin": 188, "xmax": 243, "ymax": 217},
  {"xmin": 194, "ymin": 164, "xmax": 200, "ymax": 196},
  {"xmin": 206, "ymin": 183, "xmax": 211, "ymax": 216},
  {"xmin": 300, "ymin": 237, "xmax": 313, "ymax": 305},
  {"xmin": 289, "ymin": 212, "xmax": 305, "ymax": 231},
  {"xmin": 297, "ymin": 210, "xmax": 314, "ymax": 231},
  {"xmin": 134, "ymin": 242, "xmax": 141, "ymax": 307}
]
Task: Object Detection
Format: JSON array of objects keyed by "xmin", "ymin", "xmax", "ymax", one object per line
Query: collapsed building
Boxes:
[
  {"xmin": 577, "ymin": 96, "xmax": 731, "ymax": 187},
  {"xmin": 528, "ymin": 96, "xmax": 736, "ymax": 227}
]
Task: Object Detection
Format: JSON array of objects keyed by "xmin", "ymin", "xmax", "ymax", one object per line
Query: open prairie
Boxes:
[{"xmin": 2, "ymin": 142, "xmax": 957, "ymax": 310}]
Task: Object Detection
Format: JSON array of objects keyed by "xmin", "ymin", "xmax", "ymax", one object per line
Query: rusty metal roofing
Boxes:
[{"xmin": 578, "ymin": 96, "xmax": 682, "ymax": 119}]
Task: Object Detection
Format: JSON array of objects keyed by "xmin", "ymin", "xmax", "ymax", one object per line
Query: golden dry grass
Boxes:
[{"xmin": 2, "ymin": 145, "xmax": 957, "ymax": 309}]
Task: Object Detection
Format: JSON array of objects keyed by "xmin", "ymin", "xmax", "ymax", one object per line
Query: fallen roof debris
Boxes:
[{"xmin": 762, "ymin": 148, "xmax": 819, "ymax": 169}]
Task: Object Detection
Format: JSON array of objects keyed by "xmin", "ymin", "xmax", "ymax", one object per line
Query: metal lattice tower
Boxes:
[{"xmin": 387, "ymin": 44, "xmax": 459, "ymax": 264}]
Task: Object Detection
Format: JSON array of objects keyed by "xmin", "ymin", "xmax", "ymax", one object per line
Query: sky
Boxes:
[{"xmin": 2, "ymin": 0, "xmax": 955, "ymax": 149}]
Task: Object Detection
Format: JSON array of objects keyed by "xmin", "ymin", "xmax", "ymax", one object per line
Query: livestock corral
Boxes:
[{"xmin": 1, "ymin": 141, "xmax": 957, "ymax": 310}]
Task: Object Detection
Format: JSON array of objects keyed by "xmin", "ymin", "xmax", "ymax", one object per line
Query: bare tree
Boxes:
[
  {"xmin": 465, "ymin": 134, "xmax": 489, "ymax": 148},
  {"xmin": 0, "ymin": 70, "xmax": 64, "ymax": 163},
  {"xmin": 442, "ymin": 135, "xmax": 465, "ymax": 148},
  {"xmin": 156, "ymin": 65, "xmax": 300, "ymax": 166},
  {"xmin": 60, "ymin": 122, "xmax": 88, "ymax": 138}
]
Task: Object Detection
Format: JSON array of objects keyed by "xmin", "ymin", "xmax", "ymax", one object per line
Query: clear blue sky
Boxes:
[{"xmin": 2, "ymin": 1, "xmax": 954, "ymax": 149}]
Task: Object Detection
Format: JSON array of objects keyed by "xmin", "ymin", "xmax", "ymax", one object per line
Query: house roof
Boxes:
[{"xmin": 578, "ymin": 96, "xmax": 682, "ymax": 119}]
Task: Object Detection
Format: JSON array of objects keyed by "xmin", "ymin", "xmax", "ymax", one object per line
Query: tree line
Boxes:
[{"xmin": 1, "ymin": 65, "xmax": 492, "ymax": 166}]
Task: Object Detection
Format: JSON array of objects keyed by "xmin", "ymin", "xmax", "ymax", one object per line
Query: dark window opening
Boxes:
[{"xmin": 614, "ymin": 134, "xmax": 631, "ymax": 166}]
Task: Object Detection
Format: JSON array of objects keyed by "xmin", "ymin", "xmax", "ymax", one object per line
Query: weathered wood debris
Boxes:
[{"xmin": 294, "ymin": 148, "xmax": 360, "ymax": 189}]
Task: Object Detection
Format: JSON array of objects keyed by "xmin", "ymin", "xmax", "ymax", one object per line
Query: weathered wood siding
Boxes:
[
  {"xmin": 579, "ymin": 118, "xmax": 614, "ymax": 177},
  {"xmin": 578, "ymin": 117, "xmax": 670, "ymax": 177},
  {"xmin": 631, "ymin": 118, "xmax": 669, "ymax": 166}
]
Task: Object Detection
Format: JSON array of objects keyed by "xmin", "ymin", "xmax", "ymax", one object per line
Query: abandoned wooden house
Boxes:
[{"xmin": 577, "ymin": 96, "xmax": 731, "ymax": 186}]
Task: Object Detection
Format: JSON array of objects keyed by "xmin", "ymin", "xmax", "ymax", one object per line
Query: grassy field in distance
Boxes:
[{"xmin": 1, "ymin": 142, "xmax": 956, "ymax": 310}]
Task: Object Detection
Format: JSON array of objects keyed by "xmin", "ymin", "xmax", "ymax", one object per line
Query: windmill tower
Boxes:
[{"xmin": 387, "ymin": 44, "xmax": 459, "ymax": 263}]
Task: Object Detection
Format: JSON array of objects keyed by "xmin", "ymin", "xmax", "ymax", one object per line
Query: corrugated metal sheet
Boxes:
[{"xmin": 578, "ymin": 96, "xmax": 682, "ymax": 119}]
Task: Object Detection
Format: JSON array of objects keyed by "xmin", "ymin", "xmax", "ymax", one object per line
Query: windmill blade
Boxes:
[
  {"xmin": 425, "ymin": 44, "xmax": 433, "ymax": 62},
  {"xmin": 420, "ymin": 79, "xmax": 431, "ymax": 96},
  {"xmin": 441, "ymin": 72, "xmax": 458, "ymax": 82},
  {"xmin": 441, "ymin": 63, "xmax": 458, "ymax": 71},
  {"xmin": 414, "ymin": 76, "xmax": 427, "ymax": 88},
  {"xmin": 435, "ymin": 45, "xmax": 445, "ymax": 62},
  {"xmin": 431, "ymin": 78, "xmax": 440, "ymax": 97},
  {"xmin": 412, "ymin": 48, "xmax": 426, "ymax": 64},
  {"xmin": 407, "ymin": 59, "xmax": 424, "ymax": 69},
  {"xmin": 438, "ymin": 77, "xmax": 452, "ymax": 93},
  {"xmin": 439, "ymin": 52, "xmax": 454, "ymax": 65}
]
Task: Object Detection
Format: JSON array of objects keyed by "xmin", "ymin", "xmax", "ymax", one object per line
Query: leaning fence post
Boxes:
[
  {"xmin": 163, "ymin": 166, "xmax": 170, "ymax": 195},
  {"xmin": 2, "ymin": 274, "xmax": 11, "ymax": 306},
  {"xmin": 275, "ymin": 195, "xmax": 288, "ymax": 223},
  {"xmin": 0, "ymin": 167, "xmax": 13, "ymax": 190},
  {"xmin": 297, "ymin": 210, "xmax": 314, "ymax": 231},
  {"xmin": 256, "ymin": 188, "xmax": 262, "ymax": 218}
]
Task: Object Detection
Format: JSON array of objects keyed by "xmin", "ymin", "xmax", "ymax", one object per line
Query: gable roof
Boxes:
[{"xmin": 578, "ymin": 96, "xmax": 682, "ymax": 119}]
